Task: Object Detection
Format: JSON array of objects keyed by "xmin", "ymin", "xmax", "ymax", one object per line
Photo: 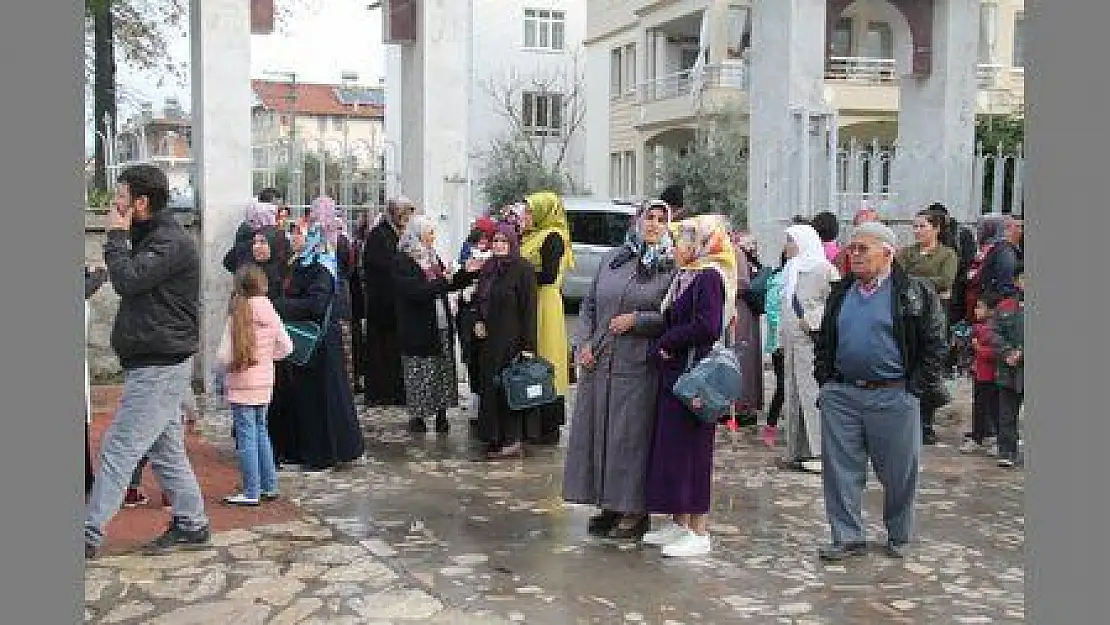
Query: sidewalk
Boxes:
[{"xmin": 88, "ymin": 385, "xmax": 301, "ymax": 555}]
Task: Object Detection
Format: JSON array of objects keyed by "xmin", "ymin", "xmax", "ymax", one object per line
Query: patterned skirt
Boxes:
[
  {"xmin": 338, "ymin": 320, "xmax": 355, "ymax": 387},
  {"xmin": 402, "ymin": 329, "xmax": 458, "ymax": 420}
]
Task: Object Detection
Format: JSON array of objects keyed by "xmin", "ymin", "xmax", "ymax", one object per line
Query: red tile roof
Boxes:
[{"xmin": 251, "ymin": 80, "xmax": 384, "ymax": 119}]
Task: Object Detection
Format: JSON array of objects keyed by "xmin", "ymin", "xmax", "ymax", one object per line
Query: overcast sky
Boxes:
[{"xmin": 89, "ymin": 0, "xmax": 385, "ymax": 151}]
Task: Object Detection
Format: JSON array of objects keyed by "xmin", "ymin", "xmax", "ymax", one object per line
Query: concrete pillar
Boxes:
[
  {"xmin": 190, "ymin": 0, "xmax": 252, "ymax": 393},
  {"xmin": 746, "ymin": 0, "xmax": 828, "ymax": 250},
  {"xmin": 892, "ymin": 0, "xmax": 979, "ymax": 222}
]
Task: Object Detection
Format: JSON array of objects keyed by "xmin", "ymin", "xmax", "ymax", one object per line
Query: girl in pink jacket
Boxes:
[{"xmin": 217, "ymin": 264, "xmax": 294, "ymax": 506}]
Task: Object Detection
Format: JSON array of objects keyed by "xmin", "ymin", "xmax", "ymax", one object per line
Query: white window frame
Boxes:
[
  {"xmin": 610, "ymin": 153, "xmax": 622, "ymax": 197},
  {"xmin": 611, "ymin": 48, "xmax": 623, "ymax": 99},
  {"xmin": 623, "ymin": 44, "xmax": 637, "ymax": 96},
  {"xmin": 1012, "ymin": 11, "xmax": 1025, "ymax": 70},
  {"xmin": 521, "ymin": 91, "xmax": 564, "ymax": 137},
  {"xmin": 524, "ymin": 9, "xmax": 566, "ymax": 52}
]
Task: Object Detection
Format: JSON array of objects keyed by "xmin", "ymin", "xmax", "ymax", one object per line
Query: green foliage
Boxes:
[
  {"xmin": 656, "ymin": 109, "xmax": 749, "ymax": 226},
  {"xmin": 86, "ymin": 188, "xmax": 114, "ymax": 209},
  {"xmin": 479, "ymin": 138, "xmax": 568, "ymax": 210},
  {"xmin": 976, "ymin": 113, "xmax": 1025, "ymax": 154}
]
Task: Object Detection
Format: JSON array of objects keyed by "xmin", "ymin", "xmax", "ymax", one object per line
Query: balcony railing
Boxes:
[
  {"xmin": 825, "ymin": 56, "xmax": 897, "ymax": 83},
  {"xmin": 977, "ymin": 63, "xmax": 1005, "ymax": 87},
  {"xmin": 638, "ymin": 63, "xmax": 749, "ymax": 104}
]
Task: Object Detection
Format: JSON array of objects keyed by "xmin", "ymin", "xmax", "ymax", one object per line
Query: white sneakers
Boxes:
[{"xmin": 642, "ymin": 522, "xmax": 711, "ymax": 557}]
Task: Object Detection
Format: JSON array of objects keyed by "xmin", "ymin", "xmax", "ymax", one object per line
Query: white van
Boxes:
[{"xmin": 562, "ymin": 198, "xmax": 640, "ymax": 305}]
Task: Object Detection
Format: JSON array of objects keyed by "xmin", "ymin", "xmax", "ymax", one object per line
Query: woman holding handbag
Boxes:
[
  {"xmin": 563, "ymin": 200, "xmax": 676, "ymax": 540},
  {"xmin": 268, "ymin": 220, "xmax": 366, "ymax": 472},
  {"xmin": 393, "ymin": 216, "xmax": 484, "ymax": 434},
  {"xmin": 472, "ymin": 223, "xmax": 538, "ymax": 460},
  {"xmin": 641, "ymin": 215, "xmax": 737, "ymax": 558}
]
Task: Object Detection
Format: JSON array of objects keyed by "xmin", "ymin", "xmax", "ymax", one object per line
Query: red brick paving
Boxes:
[{"xmin": 89, "ymin": 385, "xmax": 301, "ymax": 555}]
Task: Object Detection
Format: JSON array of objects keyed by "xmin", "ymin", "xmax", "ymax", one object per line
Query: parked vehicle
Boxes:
[{"xmin": 561, "ymin": 198, "xmax": 639, "ymax": 307}]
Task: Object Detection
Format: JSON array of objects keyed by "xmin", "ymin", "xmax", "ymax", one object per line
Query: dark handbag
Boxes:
[
  {"xmin": 670, "ymin": 279, "xmax": 744, "ymax": 423},
  {"xmin": 283, "ymin": 276, "xmax": 336, "ymax": 367},
  {"xmin": 495, "ymin": 353, "xmax": 559, "ymax": 411}
]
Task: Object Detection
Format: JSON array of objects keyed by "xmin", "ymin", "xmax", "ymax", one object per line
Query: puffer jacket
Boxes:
[
  {"xmin": 104, "ymin": 210, "xmax": 200, "ymax": 369},
  {"xmin": 814, "ymin": 263, "xmax": 950, "ymax": 405}
]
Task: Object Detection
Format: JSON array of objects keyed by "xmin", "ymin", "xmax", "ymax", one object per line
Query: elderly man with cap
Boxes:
[{"xmin": 812, "ymin": 220, "xmax": 949, "ymax": 561}]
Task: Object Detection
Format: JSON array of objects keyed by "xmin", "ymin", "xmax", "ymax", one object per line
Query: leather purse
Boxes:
[
  {"xmin": 283, "ymin": 277, "xmax": 336, "ymax": 367},
  {"xmin": 495, "ymin": 353, "xmax": 559, "ymax": 412},
  {"xmin": 671, "ymin": 278, "xmax": 744, "ymax": 423}
]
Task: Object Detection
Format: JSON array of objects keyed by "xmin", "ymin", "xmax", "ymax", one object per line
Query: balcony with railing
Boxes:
[
  {"xmin": 824, "ymin": 56, "xmax": 898, "ymax": 83},
  {"xmin": 634, "ymin": 63, "xmax": 750, "ymax": 128}
]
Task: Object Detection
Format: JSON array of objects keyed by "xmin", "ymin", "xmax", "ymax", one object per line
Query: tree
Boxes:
[
  {"xmin": 477, "ymin": 50, "xmax": 588, "ymax": 208},
  {"xmin": 656, "ymin": 106, "xmax": 750, "ymax": 226}
]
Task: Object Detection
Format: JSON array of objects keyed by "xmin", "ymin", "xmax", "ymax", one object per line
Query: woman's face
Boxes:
[
  {"xmin": 674, "ymin": 241, "xmax": 696, "ymax": 266},
  {"xmin": 913, "ymin": 216, "xmax": 938, "ymax": 244},
  {"xmin": 395, "ymin": 208, "xmax": 414, "ymax": 232},
  {"xmin": 641, "ymin": 208, "xmax": 667, "ymax": 244},
  {"xmin": 290, "ymin": 227, "xmax": 306, "ymax": 253},
  {"xmin": 419, "ymin": 227, "xmax": 436, "ymax": 248},
  {"xmin": 491, "ymin": 234, "xmax": 511, "ymax": 257},
  {"xmin": 520, "ymin": 209, "xmax": 534, "ymax": 231},
  {"xmin": 784, "ymin": 235, "xmax": 799, "ymax": 259},
  {"xmin": 251, "ymin": 234, "xmax": 272, "ymax": 263}
]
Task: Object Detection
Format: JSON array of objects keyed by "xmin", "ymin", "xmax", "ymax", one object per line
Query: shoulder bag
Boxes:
[
  {"xmin": 671, "ymin": 274, "xmax": 744, "ymax": 423},
  {"xmin": 283, "ymin": 274, "xmax": 337, "ymax": 367}
]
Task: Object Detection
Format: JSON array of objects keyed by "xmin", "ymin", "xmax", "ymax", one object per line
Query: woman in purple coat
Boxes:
[{"xmin": 641, "ymin": 215, "xmax": 737, "ymax": 558}]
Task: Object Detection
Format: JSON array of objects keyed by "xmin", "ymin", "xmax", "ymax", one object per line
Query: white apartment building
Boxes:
[
  {"xmin": 584, "ymin": 0, "xmax": 1025, "ymax": 215},
  {"xmin": 383, "ymin": 0, "xmax": 588, "ymax": 258}
]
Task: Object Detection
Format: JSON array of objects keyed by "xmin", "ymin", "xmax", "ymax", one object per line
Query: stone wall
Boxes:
[{"xmin": 84, "ymin": 212, "xmax": 202, "ymax": 382}]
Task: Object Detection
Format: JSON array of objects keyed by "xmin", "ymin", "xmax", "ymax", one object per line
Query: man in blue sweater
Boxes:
[{"xmin": 813, "ymin": 221, "xmax": 949, "ymax": 561}]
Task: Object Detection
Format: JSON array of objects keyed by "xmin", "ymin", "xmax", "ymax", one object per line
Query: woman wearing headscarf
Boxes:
[
  {"xmin": 640, "ymin": 214, "xmax": 736, "ymax": 558},
  {"xmin": 965, "ymin": 214, "xmax": 1020, "ymax": 322},
  {"xmin": 563, "ymin": 200, "xmax": 677, "ymax": 540},
  {"xmin": 519, "ymin": 191, "xmax": 575, "ymax": 445},
  {"xmin": 308, "ymin": 197, "xmax": 358, "ymax": 389},
  {"xmin": 362, "ymin": 197, "xmax": 416, "ymax": 406},
  {"xmin": 223, "ymin": 200, "xmax": 283, "ymax": 274},
  {"xmin": 268, "ymin": 220, "xmax": 366, "ymax": 471},
  {"xmin": 779, "ymin": 223, "xmax": 840, "ymax": 474},
  {"xmin": 392, "ymin": 216, "xmax": 483, "ymax": 434},
  {"xmin": 471, "ymin": 223, "xmax": 538, "ymax": 459},
  {"xmin": 730, "ymin": 230, "xmax": 765, "ymax": 423},
  {"xmin": 349, "ymin": 213, "xmax": 371, "ymax": 392}
]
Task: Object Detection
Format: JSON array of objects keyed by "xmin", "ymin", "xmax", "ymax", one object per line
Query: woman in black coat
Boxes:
[
  {"xmin": 361, "ymin": 198, "xmax": 415, "ymax": 406},
  {"xmin": 268, "ymin": 221, "xmax": 366, "ymax": 471},
  {"xmin": 392, "ymin": 216, "xmax": 483, "ymax": 434},
  {"xmin": 471, "ymin": 223, "xmax": 538, "ymax": 459}
]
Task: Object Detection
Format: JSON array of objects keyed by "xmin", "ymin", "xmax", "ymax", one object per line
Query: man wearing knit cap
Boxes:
[{"xmin": 812, "ymin": 220, "xmax": 949, "ymax": 561}]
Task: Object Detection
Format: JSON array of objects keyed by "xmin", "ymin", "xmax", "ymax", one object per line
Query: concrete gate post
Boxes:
[
  {"xmin": 190, "ymin": 0, "xmax": 253, "ymax": 393},
  {"xmin": 746, "ymin": 0, "xmax": 829, "ymax": 251}
]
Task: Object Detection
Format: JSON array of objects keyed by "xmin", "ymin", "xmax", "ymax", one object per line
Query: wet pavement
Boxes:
[{"xmin": 84, "ymin": 375, "xmax": 1024, "ymax": 624}]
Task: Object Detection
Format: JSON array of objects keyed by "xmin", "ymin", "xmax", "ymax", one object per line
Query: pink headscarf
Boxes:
[
  {"xmin": 245, "ymin": 201, "xmax": 278, "ymax": 230},
  {"xmin": 309, "ymin": 196, "xmax": 340, "ymax": 247}
]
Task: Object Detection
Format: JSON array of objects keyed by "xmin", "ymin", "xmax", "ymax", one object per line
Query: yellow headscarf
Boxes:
[
  {"xmin": 522, "ymin": 191, "xmax": 575, "ymax": 269},
  {"xmin": 663, "ymin": 214, "xmax": 738, "ymax": 329}
]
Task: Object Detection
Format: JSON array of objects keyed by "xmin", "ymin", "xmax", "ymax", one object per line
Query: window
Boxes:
[
  {"xmin": 317, "ymin": 117, "xmax": 327, "ymax": 132},
  {"xmin": 623, "ymin": 151, "xmax": 637, "ymax": 197},
  {"xmin": 623, "ymin": 44, "xmax": 637, "ymax": 94},
  {"xmin": 1012, "ymin": 12, "xmax": 1025, "ymax": 68},
  {"xmin": 524, "ymin": 9, "xmax": 566, "ymax": 51},
  {"xmin": 522, "ymin": 91, "xmax": 564, "ymax": 136},
  {"xmin": 567, "ymin": 211, "xmax": 633, "ymax": 246},
  {"xmin": 333, "ymin": 116, "xmax": 345, "ymax": 131},
  {"xmin": 680, "ymin": 48, "xmax": 701, "ymax": 71},
  {"xmin": 978, "ymin": 2, "xmax": 998, "ymax": 64},
  {"xmin": 830, "ymin": 17, "xmax": 853, "ymax": 57},
  {"xmin": 611, "ymin": 48, "xmax": 623, "ymax": 96},
  {"xmin": 726, "ymin": 5, "xmax": 751, "ymax": 59},
  {"xmin": 861, "ymin": 22, "xmax": 894, "ymax": 59},
  {"xmin": 610, "ymin": 153, "xmax": 622, "ymax": 196}
]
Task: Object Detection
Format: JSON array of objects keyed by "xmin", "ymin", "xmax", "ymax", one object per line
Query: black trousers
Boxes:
[
  {"xmin": 971, "ymin": 381, "xmax": 1000, "ymax": 443},
  {"xmin": 997, "ymin": 387, "xmax": 1024, "ymax": 459},
  {"xmin": 85, "ymin": 420, "xmax": 94, "ymax": 495},
  {"xmin": 768, "ymin": 348, "xmax": 785, "ymax": 427}
]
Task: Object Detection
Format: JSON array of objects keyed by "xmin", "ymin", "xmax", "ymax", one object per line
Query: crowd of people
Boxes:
[{"xmin": 83, "ymin": 162, "xmax": 1024, "ymax": 563}]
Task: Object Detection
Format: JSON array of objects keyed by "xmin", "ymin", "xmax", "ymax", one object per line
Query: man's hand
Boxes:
[
  {"xmin": 464, "ymin": 257, "xmax": 485, "ymax": 273},
  {"xmin": 608, "ymin": 313, "xmax": 635, "ymax": 335},
  {"xmin": 576, "ymin": 344, "xmax": 595, "ymax": 369},
  {"xmin": 109, "ymin": 205, "xmax": 133, "ymax": 231}
]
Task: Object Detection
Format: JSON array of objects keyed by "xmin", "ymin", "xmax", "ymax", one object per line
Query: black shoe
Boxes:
[
  {"xmin": 883, "ymin": 541, "xmax": 909, "ymax": 559},
  {"xmin": 818, "ymin": 542, "xmax": 868, "ymax": 562},
  {"xmin": 608, "ymin": 515, "xmax": 650, "ymax": 540},
  {"xmin": 435, "ymin": 416, "xmax": 450, "ymax": 434},
  {"xmin": 260, "ymin": 492, "xmax": 280, "ymax": 502},
  {"xmin": 142, "ymin": 521, "xmax": 212, "ymax": 555},
  {"xmin": 588, "ymin": 510, "xmax": 620, "ymax": 536},
  {"xmin": 407, "ymin": 418, "xmax": 428, "ymax": 434}
]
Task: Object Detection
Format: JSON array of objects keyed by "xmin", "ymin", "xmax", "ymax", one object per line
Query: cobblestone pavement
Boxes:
[{"xmin": 84, "ymin": 376, "xmax": 1024, "ymax": 624}]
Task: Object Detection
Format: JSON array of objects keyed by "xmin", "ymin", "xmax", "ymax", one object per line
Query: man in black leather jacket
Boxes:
[
  {"xmin": 84, "ymin": 164, "xmax": 210, "ymax": 559},
  {"xmin": 812, "ymin": 221, "xmax": 949, "ymax": 562}
]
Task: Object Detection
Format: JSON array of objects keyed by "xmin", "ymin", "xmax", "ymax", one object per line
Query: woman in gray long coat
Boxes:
[{"xmin": 563, "ymin": 201, "xmax": 676, "ymax": 540}]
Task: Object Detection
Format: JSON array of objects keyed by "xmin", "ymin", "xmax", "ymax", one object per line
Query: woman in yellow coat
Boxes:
[{"xmin": 519, "ymin": 191, "xmax": 575, "ymax": 445}]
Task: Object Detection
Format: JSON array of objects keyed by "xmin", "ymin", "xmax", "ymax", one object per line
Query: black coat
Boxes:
[
  {"xmin": 814, "ymin": 264, "xmax": 949, "ymax": 405},
  {"xmin": 103, "ymin": 211, "xmax": 199, "ymax": 368},
  {"xmin": 362, "ymin": 220, "xmax": 401, "ymax": 329},
  {"xmin": 392, "ymin": 254, "xmax": 477, "ymax": 357}
]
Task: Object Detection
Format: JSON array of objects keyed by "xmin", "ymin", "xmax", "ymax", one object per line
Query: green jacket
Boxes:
[
  {"xmin": 992, "ymin": 301, "xmax": 1024, "ymax": 393},
  {"xmin": 763, "ymin": 269, "xmax": 785, "ymax": 354}
]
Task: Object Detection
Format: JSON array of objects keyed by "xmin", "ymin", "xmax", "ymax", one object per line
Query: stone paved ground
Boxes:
[{"xmin": 84, "ymin": 375, "xmax": 1024, "ymax": 624}]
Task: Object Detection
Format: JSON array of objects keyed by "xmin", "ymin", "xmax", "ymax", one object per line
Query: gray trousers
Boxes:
[
  {"xmin": 819, "ymin": 382, "xmax": 921, "ymax": 546},
  {"xmin": 85, "ymin": 358, "xmax": 208, "ymax": 547}
]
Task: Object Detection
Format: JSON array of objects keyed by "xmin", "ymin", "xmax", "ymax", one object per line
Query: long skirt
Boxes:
[
  {"xmin": 782, "ymin": 316, "xmax": 821, "ymax": 462},
  {"xmin": 402, "ymin": 329, "xmax": 459, "ymax": 421},
  {"xmin": 644, "ymin": 368, "xmax": 716, "ymax": 515},
  {"xmin": 364, "ymin": 324, "xmax": 406, "ymax": 406}
]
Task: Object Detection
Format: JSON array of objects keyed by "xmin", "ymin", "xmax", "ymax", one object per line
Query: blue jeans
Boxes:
[
  {"xmin": 85, "ymin": 358, "xmax": 208, "ymax": 547},
  {"xmin": 232, "ymin": 403, "xmax": 278, "ymax": 499}
]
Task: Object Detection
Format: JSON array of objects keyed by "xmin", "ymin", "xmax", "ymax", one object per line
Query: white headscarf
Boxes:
[
  {"xmin": 398, "ymin": 214, "xmax": 439, "ymax": 273},
  {"xmin": 781, "ymin": 223, "xmax": 828, "ymax": 306}
]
